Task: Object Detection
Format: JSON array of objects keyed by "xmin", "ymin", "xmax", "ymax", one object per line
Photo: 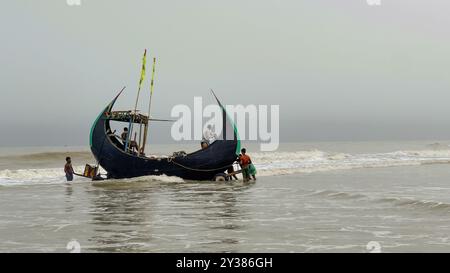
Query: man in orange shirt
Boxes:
[{"xmin": 239, "ymin": 148, "xmax": 252, "ymax": 182}]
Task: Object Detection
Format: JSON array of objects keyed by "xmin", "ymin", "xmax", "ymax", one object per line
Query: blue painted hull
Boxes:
[{"xmin": 90, "ymin": 92, "xmax": 239, "ymax": 180}]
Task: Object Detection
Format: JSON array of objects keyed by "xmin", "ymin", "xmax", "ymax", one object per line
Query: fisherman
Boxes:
[
  {"xmin": 121, "ymin": 127, "xmax": 140, "ymax": 153},
  {"xmin": 64, "ymin": 157, "xmax": 74, "ymax": 182},
  {"xmin": 203, "ymin": 124, "xmax": 217, "ymax": 145},
  {"xmin": 121, "ymin": 127, "xmax": 129, "ymax": 144},
  {"xmin": 239, "ymin": 148, "xmax": 253, "ymax": 182}
]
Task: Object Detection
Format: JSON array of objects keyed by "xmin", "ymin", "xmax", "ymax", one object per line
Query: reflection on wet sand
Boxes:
[
  {"xmin": 86, "ymin": 182, "xmax": 156, "ymax": 252},
  {"xmin": 85, "ymin": 180, "xmax": 255, "ymax": 252},
  {"xmin": 64, "ymin": 184, "xmax": 74, "ymax": 213}
]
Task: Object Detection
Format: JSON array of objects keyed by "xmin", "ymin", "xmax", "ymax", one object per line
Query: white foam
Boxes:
[
  {"xmin": 252, "ymin": 149, "xmax": 450, "ymax": 177},
  {"xmin": 0, "ymin": 166, "xmax": 87, "ymax": 186},
  {"xmin": 2, "ymin": 149, "xmax": 450, "ymax": 186},
  {"xmin": 0, "ymin": 165, "xmax": 185, "ymax": 187},
  {"xmin": 107, "ymin": 174, "xmax": 185, "ymax": 183}
]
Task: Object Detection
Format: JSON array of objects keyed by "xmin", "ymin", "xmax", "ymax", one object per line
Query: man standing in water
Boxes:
[
  {"xmin": 64, "ymin": 157, "xmax": 74, "ymax": 182},
  {"xmin": 239, "ymin": 148, "xmax": 254, "ymax": 182}
]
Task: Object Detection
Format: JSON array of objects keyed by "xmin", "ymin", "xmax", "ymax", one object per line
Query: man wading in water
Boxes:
[
  {"xmin": 64, "ymin": 157, "xmax": 74, "ymax": 182},
  {"xmin": 239, "ymin": 148, "xmax": 256, "ymax": 182}
]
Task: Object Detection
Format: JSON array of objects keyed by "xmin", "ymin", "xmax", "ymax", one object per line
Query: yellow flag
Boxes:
[
  {"xmin": 150, "ymin": 57, "xmax": 156, "ymax": 96},
  {"xmin": 138, "ymin": 49, "xmax": 147, "ymax": 89}
]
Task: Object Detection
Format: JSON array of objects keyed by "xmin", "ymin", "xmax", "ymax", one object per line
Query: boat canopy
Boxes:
[{"xmin": 106, "ymin": 111, "xmax": 149, "ymax": 125}]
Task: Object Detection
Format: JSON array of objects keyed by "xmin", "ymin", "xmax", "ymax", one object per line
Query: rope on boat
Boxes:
[{"xmin": 169, "ymin": 158, "xmax": 233, "ymax": 172}]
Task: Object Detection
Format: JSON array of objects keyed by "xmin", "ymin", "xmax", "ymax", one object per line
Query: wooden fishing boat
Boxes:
[{"xmin": 89, "ymin": 90, "xmax": 241, "ymax": 181}]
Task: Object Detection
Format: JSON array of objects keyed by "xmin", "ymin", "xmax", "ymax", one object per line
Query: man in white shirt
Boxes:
[{"xmin": 203, "ymin": 124, "xmax": 217, "ymax": 145}]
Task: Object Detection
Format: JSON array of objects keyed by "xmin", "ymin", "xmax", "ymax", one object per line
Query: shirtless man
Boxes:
[{"xmin": 64, "ymin": 157, "xmax": 74, "ymax": 182}]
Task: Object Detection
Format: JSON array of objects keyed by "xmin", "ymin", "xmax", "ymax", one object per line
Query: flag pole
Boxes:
[
  {"xmin": 125, "ymin": 49, "xmax": 147, "ymax": 152},
  {"xmin": 142, "ymin": 57, "xmax": 156, "ymax": 153}
]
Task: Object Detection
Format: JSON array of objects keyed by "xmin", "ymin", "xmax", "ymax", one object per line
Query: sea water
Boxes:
[{"xmin": 0, "ymin": 141, "xmax": 449, "ymax": 252}]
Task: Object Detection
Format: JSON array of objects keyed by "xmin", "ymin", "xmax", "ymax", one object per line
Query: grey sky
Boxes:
[{"xmin": 1, "ymin": 0, "xmax": 450, "ymax": 146}]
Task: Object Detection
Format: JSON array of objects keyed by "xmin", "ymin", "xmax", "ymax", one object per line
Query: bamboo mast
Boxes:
[
  {"xmin": 142, "ymin": 57, "xmax": 156, "ymax": 154},
  {"xmin": 125, "ymin": 49, "xmax": 147, "ymax": 152}
]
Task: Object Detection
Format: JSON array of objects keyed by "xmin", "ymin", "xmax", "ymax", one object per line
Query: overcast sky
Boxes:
[{"xmin": 1, "ymin": 0, "xmax": 450, "ymax": 146}]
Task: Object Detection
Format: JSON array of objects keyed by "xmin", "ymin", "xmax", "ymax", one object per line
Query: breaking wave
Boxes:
[
  {"xmin": 376, "ymin": 197, "xmax": 450, "ymax": 212},
  {"xmin": 308, "ymin": 190, "xmax": 368, "ymax": 200},
  {"xmin": 253, "ymin": 149, "xmax": 450, "ymax": 177},
  {"xmin": 0, "ymin": 166, "xmax": 89, "ymax": 187},
  {"xmin": 0, "ymin": 166, "xmax": 184, "ymax": 187},
  {"xmin": 1, "ymin": 149, "xmax": 450, "ymax": 186},
  {"xmin": 308, "ymin": 189, "xmax": 450, "ymax": 212}
]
